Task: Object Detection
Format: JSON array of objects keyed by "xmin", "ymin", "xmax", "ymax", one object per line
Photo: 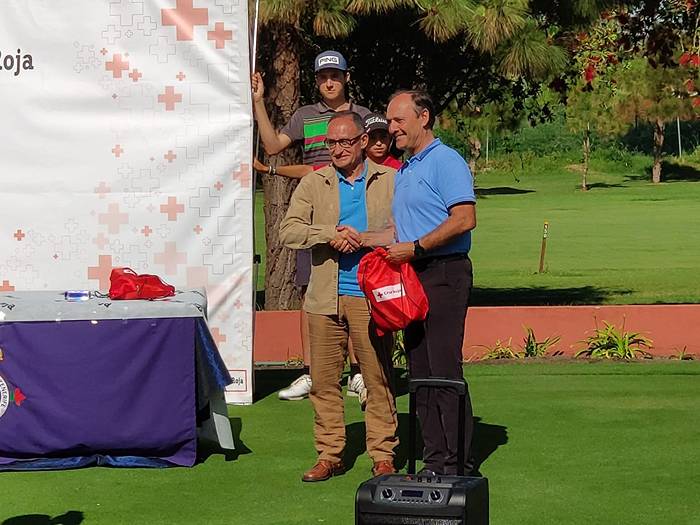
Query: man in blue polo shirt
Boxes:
[{"xmin": 386, "ymin": 90, "xmax": 477, "ymax": 477}]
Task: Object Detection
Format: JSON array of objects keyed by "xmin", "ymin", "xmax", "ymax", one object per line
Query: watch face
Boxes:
[{"xmin": 414, "ymin": 240, "xmax": 424, "ymax": 256}]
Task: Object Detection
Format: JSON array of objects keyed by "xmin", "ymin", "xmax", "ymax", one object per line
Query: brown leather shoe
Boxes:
[
  {"xmin": 372, "ymin": 460, "xmax": 396, "ymax": 477},
  {"xmin": 302, "ymin": 460, "xmax": 344, "ymax": 482}
]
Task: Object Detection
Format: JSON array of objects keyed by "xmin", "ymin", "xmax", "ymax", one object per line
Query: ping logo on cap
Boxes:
[{"xmin": 318, "ymin": 55, "xmax": 340, "ymax": 67}]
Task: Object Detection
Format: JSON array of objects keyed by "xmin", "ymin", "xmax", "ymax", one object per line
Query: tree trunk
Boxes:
[
  {"xmin": 582, "ymin": 123, "xmax": 590, "ymax": 191},
  {"xmin": 261, "ymin": 25, "xmax": 302, "ymax": 309},
  {"xmin": 652, "ymin": 117, "xmax": 664, "ymax": 184},
  {"xmin": 468, "ymin": 135, "xmax": 481, "ymax": 178}
]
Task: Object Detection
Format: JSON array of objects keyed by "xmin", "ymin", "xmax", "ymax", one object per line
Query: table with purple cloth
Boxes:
[{"xmin": 0, "ymin": 290, "xmax": 234, "ymax": 471}]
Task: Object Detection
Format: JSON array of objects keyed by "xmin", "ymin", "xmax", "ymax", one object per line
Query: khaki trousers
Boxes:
[{"xmin": 307, "ymin": 295, "xmax": 398, "ymax": 463}]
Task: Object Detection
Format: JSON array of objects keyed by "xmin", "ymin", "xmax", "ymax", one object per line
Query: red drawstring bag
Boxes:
[
  {"xmin": 357, "ymin": 247, "xmax": 429, "ymax": 335},
  {"xmin": 108, "ymin": 267, "xmax": 175, "ymax": 300}
]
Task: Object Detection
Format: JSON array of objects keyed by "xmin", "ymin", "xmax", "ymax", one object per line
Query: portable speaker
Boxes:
[{"xmin": 355, "ymin": 378, "xmax": 489, "ymax": 525}]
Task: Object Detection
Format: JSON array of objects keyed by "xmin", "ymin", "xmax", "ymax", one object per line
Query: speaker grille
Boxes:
[{"xmin": 357, "ymin": 513, "xmax": 462, "ymax": 525}]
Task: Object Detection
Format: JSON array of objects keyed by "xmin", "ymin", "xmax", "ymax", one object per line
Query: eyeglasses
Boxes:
[{"xmin": 324, "ymin": 133, "xmax": 364, "ymax": 150}]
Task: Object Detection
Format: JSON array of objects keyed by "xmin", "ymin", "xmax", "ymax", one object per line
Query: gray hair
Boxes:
[{"xmin": 389, "ymin": 89, "xmax": 436, "ymax": 129}]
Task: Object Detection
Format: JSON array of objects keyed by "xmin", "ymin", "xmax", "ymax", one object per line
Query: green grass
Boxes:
[
  {"xmin": 4, "ymin": 361, "xmax": 700, "ymax": 524},
  {"xmin": 470, "ymin": 153, "xmax": 700, "ymax": 305},
  {"xmin": 255, "ymin": 152, "xmax": 700, "ymax": 304}
]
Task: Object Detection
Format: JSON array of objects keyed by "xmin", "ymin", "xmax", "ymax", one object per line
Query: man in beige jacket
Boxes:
[{"xmin": 280, "ymin": 111, "xmax": 398, "ymax": 482}]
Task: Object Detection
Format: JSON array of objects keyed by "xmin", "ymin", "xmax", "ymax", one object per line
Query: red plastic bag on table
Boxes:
[
  {"xmin": 108, "ymin": 267, "xmax": 175, "ymax": 300},
  {"xmin": 357, "ymin": 247, "xmax": 429, "ymax": 335}
]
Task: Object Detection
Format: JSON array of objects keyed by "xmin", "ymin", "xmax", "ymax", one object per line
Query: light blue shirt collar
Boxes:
[
  {"xmin": 336, "ymin": 160, "xmax": 368, "ymax": 184},
  {"xmin": 405, "ymin": 138, "xmax": 442, "ymax": 166}
]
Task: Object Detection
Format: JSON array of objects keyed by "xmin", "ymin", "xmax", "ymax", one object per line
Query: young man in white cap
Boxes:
[{"xmin": 252, "ymin": 51, "xmax": 371, "ymax": 402}]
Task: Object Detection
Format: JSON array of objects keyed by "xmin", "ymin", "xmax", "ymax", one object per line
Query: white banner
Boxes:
[{"xmin": 0, "ymin": 0, "xmax": 254, "ymax": 404}]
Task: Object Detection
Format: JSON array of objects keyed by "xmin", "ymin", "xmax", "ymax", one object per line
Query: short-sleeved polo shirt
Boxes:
[
  {"xmin": 280, "ymin": 101, "xmax": 371, "ymax": 167},
  {"xmin": 392, "ymin": 138, "xmax": 475, "ymax": 257},
  {"xmin": 337, "ymin": 162, "xmax": 369, "ymax": 297}
]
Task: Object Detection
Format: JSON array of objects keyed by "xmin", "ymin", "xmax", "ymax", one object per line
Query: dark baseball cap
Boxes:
[
  {"xmin": 314, "ymin": 50, "xmax": 348, "ymax": 72},
  {"xmin": 363, "ymin": 113, "xmax": 389, "ymax": 133}
]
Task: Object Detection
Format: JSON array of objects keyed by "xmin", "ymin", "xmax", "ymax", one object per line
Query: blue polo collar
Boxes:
[
  {"xmin": 336, "ymin": 160, "xmax": 368, "ymax": 184},
  {"xmin": 406, "ymin": 138, "xmax": 442, "ymax": 165}
]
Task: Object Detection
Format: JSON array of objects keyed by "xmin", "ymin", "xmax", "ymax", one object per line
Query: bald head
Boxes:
[{"xmin": 325, "ymin": 112, "xmax": 368, "ymax": 174}]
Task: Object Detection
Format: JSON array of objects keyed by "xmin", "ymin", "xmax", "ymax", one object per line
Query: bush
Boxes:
[
  {"xmin": 620, "ymin": 120, "xmax": 700, "ymax": 156},
  {"xmin": 480, "ymin": 327, "xmax": 561, "ymax": 360},
  {"xmin": 480, "ymin": 338, "xmax": 519, "ymax": 360},
  {"xmin": 521, "ymin": 327, "xmax": 561, "ymax": 358},
  {"xmin": 669, "ymin": 347, "xmax": 695, "ymax": 361},
  {"xmin": 576, "ymin": 321, "xmax": 653, "ymax": 359},
  {"xmin": 497, "ymin": 117, "xmax": 581, "ymax": 158}
]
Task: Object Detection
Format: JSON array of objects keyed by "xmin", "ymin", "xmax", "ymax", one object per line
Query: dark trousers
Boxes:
[{"xmin": 405, "ymin": 255, "xmax": 474, "ymax": 475}]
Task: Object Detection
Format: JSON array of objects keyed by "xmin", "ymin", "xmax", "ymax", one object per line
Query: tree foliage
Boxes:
[
  {"xmin": 614, "ymin": 56, "xmax": 697, "ymax": 182},
  {"xmin": 564, "ymin": 4, "xmax": 699, "ymax": 184},
  {"xmin": 254, "ymin": 0, "xmax": 592, "ymax": 307},
  {"xmin": 251, "ymin": 0, "xmax": 639, "ymax": 307}
]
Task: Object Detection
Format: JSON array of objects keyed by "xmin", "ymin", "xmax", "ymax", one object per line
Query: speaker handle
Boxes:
[{"xmin": 407, "ymin": 378, "xmax": 467, "ymax": 476}]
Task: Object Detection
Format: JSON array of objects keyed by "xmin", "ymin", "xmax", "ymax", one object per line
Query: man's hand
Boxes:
[
  {"xmin": 360, "ymin": 226, "xmax": 396, "ymax": 248},
  {"xmin": 251, "ymin": 72, "xmax": 265, "ymax": 104},
  {"xmin": 330, "ymin": 225, "xmax": 362, "ymax": 253},
  {"xmin": 385, "ymin": 242, "xmax": 415, "ymax": 264}
]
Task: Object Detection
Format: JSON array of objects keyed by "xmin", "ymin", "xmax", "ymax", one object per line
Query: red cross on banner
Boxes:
[{"xmin": 162, "ymin": 0, "xmax": 209, "ymax": 41}]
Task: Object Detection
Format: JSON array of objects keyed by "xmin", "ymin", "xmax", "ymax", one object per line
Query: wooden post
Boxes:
[
  {"xmin": 538, "ymin": 221, "xmax": 549, "ymax": 273},
  {"xmin": 485, "ymin": 127, "xmax": 489, "ymax": 165}
]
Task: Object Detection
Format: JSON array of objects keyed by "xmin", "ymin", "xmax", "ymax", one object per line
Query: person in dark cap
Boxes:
[
  {"xmin": 252, "ymin": 51, "xmax": 371, "ymax": 402},
  {"xmin": 363, "ymin": 113, "xmax": 403, "ymax": 169}
]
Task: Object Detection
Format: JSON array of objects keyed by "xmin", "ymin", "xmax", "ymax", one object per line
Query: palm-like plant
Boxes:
[
  {"xmin": 261, "ymin": 0, "xmax": 360, "ymax": 37},
  {"xmin": 521, "ymin": 327, "xmax": 560, "ymax": 357},
  {"xmin": 467, "ymin": 0, "xmax": 528, "ymax": 52},
  {"xmin": 669, "ymin": 346, "xmax": 695, "ymax": 361},
  {"xmin": 575, "ymin": 321, "xmax": 653, "ymax": 360},
  {"xmin": 480, "ymin": 338, "xmax": 520, "ymax": 360},
  {"xmin": 260, "ymin": 0, "xmax": 564, "ymax": 75},
  {"xmin": 346, "ymin": 0, "xmax": 416, "ymax": 12},
  {"xmin": 498, "ymin": 19, "xmax": 569, "ymax": 79},
  {"xmin": 413, "ymin": 0, "xmax": 477, "ymax": 43}
]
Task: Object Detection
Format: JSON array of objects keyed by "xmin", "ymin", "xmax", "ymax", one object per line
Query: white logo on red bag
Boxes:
[{"xmin": 372, "ymin": 283, "xmax": 405, "ymax": 303}]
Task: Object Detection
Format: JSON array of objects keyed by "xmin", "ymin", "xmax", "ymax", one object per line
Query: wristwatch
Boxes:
[{"xmin": 413, "ymin": 239, "xmax": 426, "ymax": 258}]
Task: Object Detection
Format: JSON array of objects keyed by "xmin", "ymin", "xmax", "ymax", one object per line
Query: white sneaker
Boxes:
[
  {"xmin": 347, "ymin": 373, "xmax": 364, "ymax": 397},
  {"xmin": 348, "ymin": 373, "xmax": 367, "ymax": 411},
  {"xmin": 278, "ymin": 374, "xmax": 312, "ymax": 400}
]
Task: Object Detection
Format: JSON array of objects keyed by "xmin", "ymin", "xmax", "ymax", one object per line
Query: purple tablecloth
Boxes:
[{"xmin": 0, "ymin": 318, "xmax": 198, "ymax": 468}]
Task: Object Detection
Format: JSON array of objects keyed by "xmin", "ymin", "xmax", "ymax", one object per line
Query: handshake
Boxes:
[{"xmin": 330, "ymin": 225, "xmax": 395, "ymax": 254}]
